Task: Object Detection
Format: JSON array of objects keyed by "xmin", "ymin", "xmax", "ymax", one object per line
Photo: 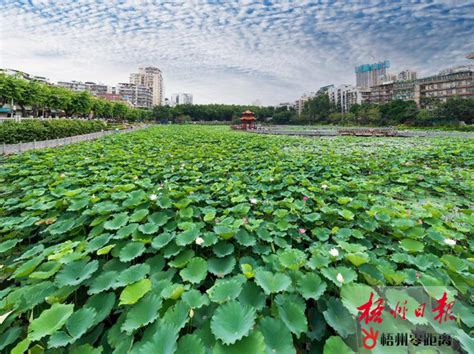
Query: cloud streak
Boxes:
[{"xmin": 1, "ymin": 0, "xmax": 473, "ymax": 104}]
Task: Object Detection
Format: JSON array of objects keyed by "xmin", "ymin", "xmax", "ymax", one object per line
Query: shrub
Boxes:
[{"xmin": 0, "ymin": 119, "xmax": 107, "ymax": 144}]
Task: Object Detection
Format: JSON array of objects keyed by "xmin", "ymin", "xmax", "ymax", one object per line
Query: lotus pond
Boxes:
[{"xmin": 0, "ymin": 125, "xmax": 472, "ymax": 353}]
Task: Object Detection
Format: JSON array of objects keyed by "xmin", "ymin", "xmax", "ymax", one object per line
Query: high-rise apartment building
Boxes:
[
  {"xmin": 294, "ymin": 94, "xmax": 311, "ymax": 115},
  {"xmin": 398, "ymin": 70, "xmax": 417, "ymax": 81},
  {"xmin": 327, "ymin": 85, "xmax": 365, "ymax": 113},
  {"xmin": 170, "ymin": 93, "xmax": 193, "ymax": 106},
  {"xmin": 355, "ymin": 60, "xmax": 391, "ymax": 88},
  {"xmin": 118, "ymin": 83, "xmax": 153, "ymax": 108},
  {"xmin": 130, "ymin": 67, "xmax": 163, "ymax": 106}
]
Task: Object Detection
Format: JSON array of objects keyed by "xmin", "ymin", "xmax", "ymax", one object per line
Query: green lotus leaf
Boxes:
[
  {"xmin": 157, "ymin": 196, "xmax": 173, "ymax": 209},
  {"xmin": 161, "ymin": 284, "xmax": 186, "ymax": 300},
  {"xmin": 151, "ymin": 232, "xmax": 174, "ymax": 249},
  {"xmin": 136, "ymin": 322, "xmax": 178, "ymax": 354},
  {"xmin": 338, "ymin": 209, "xmax": 354, "ymax": 221},
  {"xmin": 129, "ymin": 209, "xmax": 149, "ymax": 223},
  {"xmin": 213, "ymin": 242, "xmax": 235, "ymax": 257},
  {"xmin": 88, "ymin": 270, "xmax": 119, "ymax": 295},
  {"xmin": 323, "ymin": 336, "xmax": 354, "ymax": 354},
  {"xmin": 203, "ymin": 210, "xmax": 216, "ymax": 222},
  {"xmin": 48, "ymin": 331, "xmax": 73, "ymax": 348},
  {"xmin": 0, "ymin": 327, "xmax": 22, "ymax": 351},
  {"xmin": 11, "ymin": 255, "xmax": 43, "ymax": 278},
  {"xmin": 176, "ymin": 227, "xmax": 199, "ymax": 246},
  {"xmin": 48, "ymin": 219, "xmax": 76, "ymax": 235},
  {"xmin": 117, "ymin": 264, "xmax": 150, "ymax": 286},
  {"xmin": 11, "ymin": 338, "xmax": 31, "ymax": 354},
  {"xmin": 149, "ymin": 211, "xmax": 171, "ymax": 226},
  {"xmin": 119, "ymin": 242, "xmax": 146, "ymax": 262},
  {"xmin": 66, "ymin": 307, "xmax": 97, "ymax": 342},
  {"xmin": 340, "ymin": 283, "xmax": 378, "ymax": 316},
  {"xmin": 0, "ymin": 239, "xmax": 19, "ymax": 253},
  {"xmin": 322, "ymin": 297, "xmax": 356, "ymax": 338},
  {"xmin": 28, "ymin": 303, "xmax": 74, "ymax": 341},
  {"xmin": 176, "ymin": 334, "xmax": 206, "ymax": 354},
  {"xmin": 321, "ymin": 266, "xmax": 358, "ymax": 287},
  {"xmin": 17, "ymin": 244, "xmax": 44, "ymax": 261},
  {"xmin": 169, "ymin": 249, "xmax": 195, "ymax": 268},
  {"xmin": 278, "ymin": 248, "xmax": 306, "ymax": 270},
  {"xmin": 28, "ymin": 260, "xmax": 61, "ymax": 280},
  {"xmin": 238, "ymin": 281, "xmax": 266, "ymax": 311},
  {"xmin": 234, "ymin": 229, "xmax": 256, "ymax": 246},
  {"xmin": 119, "ymin": 278, "xmax": 152, "ymax": 305},
  {"xmin": 259, "ymin": 317, "xmax": 296, "ymax": 354},
  {"xmin": 399, "ymin": 238, "xmax": 424, "ymax": 253},
  {"xmin": 121, "ymin": 293, "xmax": 162, "ymax": 334},
  {"xmin": 122, "ymin": 191, "xmax": 146, "ymax": 208},
  {"xmin": 254, "ymin": 269, "xmax": 292, "ymax": 295},
  {"xmin": 213, "ymin": 331, "xmax": 266, "ymax": 354},
  {"xmin": 182, "ymin": 289, "xmax": 210, "ymax": 309},
  {"xmin": 208, "ymin": 255, "xmax": 236, "ymax": 277},
  {"xmin": 210, "ymin": 300, "xmax": 256, "ymax": 345},
  {"xmin": 275, "ymin": 294, "xmax": 307, "ymax": 337},
  {"xmin": 180, "ymin": 207, "xmax": 194, "ymax": 219},
  {"xmin": 304, "ymin": 212, "xmax": 321, "ymax": 222},
  {"xmin": 138, "ymin": 222, "xmax": 159, "ymax": 235},
  {"xmin": 345, "ymin": 252, "xmax": 369, "ymax": 267},
  {"xmin": 207, "ymin": 278, "xmax": 243, "ymax": 303},
  {"xmin": 55, "ymin": 259, "xmax": 99, "ymax": 287},
  {"xmin": 104, "ymin": 212, "xmax": 129, "ymax": 230},
  {"xmin": 162, "ymin": 300, "xmax": 190, "ymax": 330},
  {"xmin": 297, "ymin": 273, "xmax": 327, "ymax": 300},
  {"xmin": 180, "ymin": 257, "xmax": 208, "ymax": 284},
  {"xmin": 115, "ymin": 223, "xmax": 139, "ymax": 239},
  {"xmin": 214, "ymin": 225, "xmax": 238, "ymax": 240}
]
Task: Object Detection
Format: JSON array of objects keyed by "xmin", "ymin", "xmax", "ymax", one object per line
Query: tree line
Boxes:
[
  {"xmin": 1, "ymin": 73, "xmax": 472, "ymax": 126},
  {"xmin": 294, "ymin": 94, "xmax": 474, "ymax": 126},
  {"xmin": 0, "ymin": 74, "xmax": 152, "ymax": 121}
]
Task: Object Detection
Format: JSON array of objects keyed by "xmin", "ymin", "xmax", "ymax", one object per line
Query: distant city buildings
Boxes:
[
  {"xmin": 170, "ymin": 93, "xmax": 193, "ymax": 106},
  {"xmin": 118, "ymin": 83, "xmax": 153, "ymax": 109},
  {"xmin": 398, "ymin": 70, "xmax": 417, "ymax": 81},
  {"xmin": 1, "ymin": 68, "xmax": 50, "ymax": 84},
  {"xmin": 130, "ymin": 67, "xmax": 163, "ymax": 106},
  {"xmin": 327, "ymin": 85, "xmax": 364, "ymax": 113},
  {"xmin": 295, "ymin": 59, "xmax": 472, "ymax": 114},
  {"xmin": 355, "ymin": 60, "xmax": 391, "ymax": 88},
  {"xmin": 294, "ymin": 94, "xmax": 311, "ymax": 115}
]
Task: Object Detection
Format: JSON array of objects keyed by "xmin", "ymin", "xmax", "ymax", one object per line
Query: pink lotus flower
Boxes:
[
  {"xmin": 303, "ymin": 196, "xmax": 309, "ymax": 201},
  {"xmin": 298, "ymin": 228, "xmax": 306, "ymax": 234}
]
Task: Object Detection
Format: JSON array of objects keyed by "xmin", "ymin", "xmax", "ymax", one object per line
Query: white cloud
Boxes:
[{"xmin": 0, "ymin": 0, "xmax": 472, "ymax": 105}]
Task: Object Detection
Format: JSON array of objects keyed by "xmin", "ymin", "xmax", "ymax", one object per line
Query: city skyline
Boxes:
[{"xmin": 1, "ymin": 1, "xmax": 473, "ymax": 105}]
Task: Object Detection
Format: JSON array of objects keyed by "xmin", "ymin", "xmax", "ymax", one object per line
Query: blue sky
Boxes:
[{"xmin": 0, "ymin": 0, "xmax": 473, "ymax": 105}]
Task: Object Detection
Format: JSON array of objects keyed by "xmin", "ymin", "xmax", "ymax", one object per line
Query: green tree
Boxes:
[
  {"xmin": 112, "ymin": 102, "xmax": 129, "ymax": 121},
  {"xmin": 435, "ymin": 97, "xmax": 474, "ymax": 125},
  {"xmin": 301, "ymin": 95, "xmax": 335, "ymax": 123}
]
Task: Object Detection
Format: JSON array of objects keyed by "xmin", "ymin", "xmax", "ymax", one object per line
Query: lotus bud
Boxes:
[
  {"xmin": 329, "ymin": 248, "xmax": 339, "ymax": 257},
  {"xmin": 336, "ymin": 273, "xmax": 344, "ymax": 283}
]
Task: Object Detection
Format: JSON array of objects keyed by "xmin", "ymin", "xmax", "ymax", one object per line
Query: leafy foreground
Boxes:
[{"xmin": 0, "ymin": 126, "xmax": 472, "ymax": 353}]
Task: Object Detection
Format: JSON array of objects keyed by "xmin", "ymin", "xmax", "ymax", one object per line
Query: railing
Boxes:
[{"xmin": 1, "ymin": 125, "xmax": 150, "ymax": 155}]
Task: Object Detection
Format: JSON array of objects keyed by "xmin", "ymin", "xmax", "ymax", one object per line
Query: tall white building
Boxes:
[
  {"xmin": 170, "ymin": 93, "xmax": 193, "ymax": 106},
  {"xmin": 130, "ymin": 67, "xmax": 163, "ymax": 106},
  {"xmin": 118, "ymin": 83, "xmax": 152, "ymax": 108},
  {"xmin": 327, "ymin": 85, "xmax": 365, "ymax": 113}
]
